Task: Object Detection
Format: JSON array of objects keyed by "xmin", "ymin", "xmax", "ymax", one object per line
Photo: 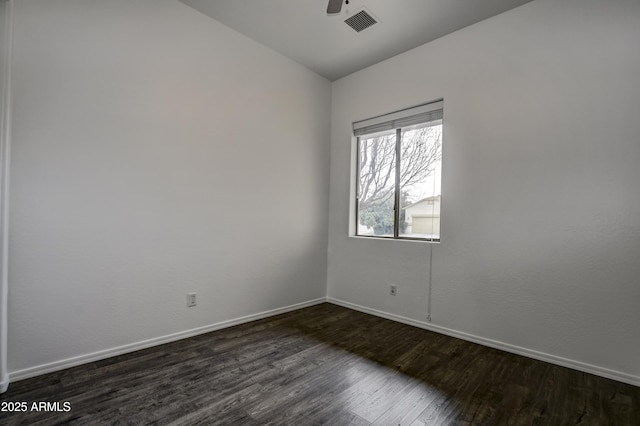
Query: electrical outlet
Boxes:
[
  {"xmin": 389, "ymin": 285, "xmax": 397, "ymax": 296},
  {"xmin": 187, "ymin": 292, "xmax": 197, "ymax": 307}
]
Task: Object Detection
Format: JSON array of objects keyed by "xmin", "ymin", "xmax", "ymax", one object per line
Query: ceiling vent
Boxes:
[{"xmin": 344, "ymin": 9, "xmax": 378, "ymax": 33}]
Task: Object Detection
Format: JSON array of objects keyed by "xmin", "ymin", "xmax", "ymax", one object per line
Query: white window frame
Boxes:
[{"xmin": 352, "ymin": 100, "xmax": 443, "ymax": 242}]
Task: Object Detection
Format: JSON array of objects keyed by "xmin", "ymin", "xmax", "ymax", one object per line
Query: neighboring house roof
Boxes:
[{"xmin": 405, "ymin": 195, "xmax": 441, "ymax": 209}]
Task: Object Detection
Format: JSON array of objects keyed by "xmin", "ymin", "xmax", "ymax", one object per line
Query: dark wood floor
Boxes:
[{"xmin": 1, "ymin": 303, "xmax": 638, "ymax": 425}]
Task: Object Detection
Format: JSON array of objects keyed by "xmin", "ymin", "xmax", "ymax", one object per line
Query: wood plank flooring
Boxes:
[{"xmin": 1, "ymin": 303, "xmax": 638, "ymax": 425}]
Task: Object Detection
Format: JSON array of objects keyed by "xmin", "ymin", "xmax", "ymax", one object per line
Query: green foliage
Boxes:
[
  {"xmin": 360, "ymin": 197, "xmax": 394, "ymax": 235},
  {"xmin": 359, "ymin": 193, "xmax": 408, "ymax": 235}
]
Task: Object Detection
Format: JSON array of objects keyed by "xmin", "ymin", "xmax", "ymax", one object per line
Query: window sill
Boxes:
[{"xmin": 349, "ymin": 235, "xmax": 440, "ymax": 244}]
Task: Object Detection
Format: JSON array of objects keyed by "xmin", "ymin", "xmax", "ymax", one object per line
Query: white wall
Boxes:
[
  {"xmin": 328, "ymin": 0, "xmax": 640, "ymax": 384},
  {"xmin": 8, "ymin": 0, "xmax": 330, "ymax": 376}
]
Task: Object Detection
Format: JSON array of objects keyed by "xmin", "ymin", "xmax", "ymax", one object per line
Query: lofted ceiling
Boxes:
[{"xmin": 179, "ymin": 0, "xmax": 535, "ymax": 81}]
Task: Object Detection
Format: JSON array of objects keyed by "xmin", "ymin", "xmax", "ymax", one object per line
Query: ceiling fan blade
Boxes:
[{"xmin": 327, "ymin": 0, "xmax": 342, "ymax": 15}]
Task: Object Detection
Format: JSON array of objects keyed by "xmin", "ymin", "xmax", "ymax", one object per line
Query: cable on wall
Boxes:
[{"xmin": 426, "ymin": 132, "xmax": 438, "ymax": 323}]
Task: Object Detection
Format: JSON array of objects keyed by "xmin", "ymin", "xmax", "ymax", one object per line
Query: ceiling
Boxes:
[{"xmin": 179, "ymin": 0, "xmax": 535, "ymax": 81}]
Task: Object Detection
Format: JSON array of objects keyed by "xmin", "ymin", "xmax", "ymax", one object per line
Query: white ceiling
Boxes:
[{"xmin": 179, "ymin": 0, "xmax": 534, "ymax": 81}]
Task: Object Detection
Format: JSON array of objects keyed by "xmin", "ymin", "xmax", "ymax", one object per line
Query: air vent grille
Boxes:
[{"xmin": 344, "ymin": 10, "xmax": 378, "ymax": 33}]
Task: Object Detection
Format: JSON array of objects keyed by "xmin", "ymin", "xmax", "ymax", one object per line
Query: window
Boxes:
[{"xmin": 354, "ymin": 101, "xmax": 443, "ymax": 241}]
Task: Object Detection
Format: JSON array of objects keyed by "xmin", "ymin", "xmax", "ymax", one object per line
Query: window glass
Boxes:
[
  {"xmin": 356, "ymin": 130, "xmax": 396, "ymax": 237},
  {"xmin": 399, "ymin": 122, "xmax": 442, "ymax": 239}
]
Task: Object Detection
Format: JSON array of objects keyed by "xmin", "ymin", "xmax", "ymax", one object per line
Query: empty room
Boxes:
[{"xmin": 0, "ymin": 0, "xmax": 639, "ymax": 424}]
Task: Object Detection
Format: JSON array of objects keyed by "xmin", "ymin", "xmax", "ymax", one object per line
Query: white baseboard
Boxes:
[
  {"xmin": 9, "ymin": 298, "xmax": 326, "ymax": 383},
  {"xmin": 9, "ymin": 297, "xmax": 639, "ymax": 389},
  {"xmin": 327, "ymin": 297, "xmax": 640, "ymax": 388},
  {"xmin": 0, "ymin": 373, "xmax": 8, "ymax": 393}
]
